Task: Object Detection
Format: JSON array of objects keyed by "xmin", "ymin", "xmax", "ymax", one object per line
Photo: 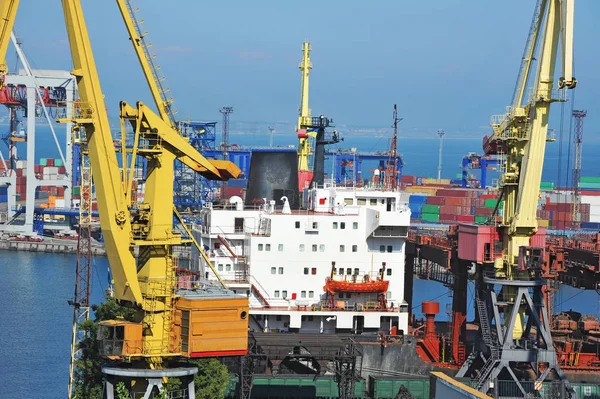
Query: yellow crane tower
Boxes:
[
  {"xmin": 296, "ymin": 41, "xmax": 314, "ymax": 171},
  {"xmin": 1, "ymin": 1, "xmax": 248, "ymax": 397}
]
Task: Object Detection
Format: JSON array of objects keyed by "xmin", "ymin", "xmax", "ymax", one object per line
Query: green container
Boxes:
[
  {"xmin": 421, "ymin": 213, "xmax": 440, "ymax": 222},
  {"xmin": 421, "ymin": 204, "xmax": 441, "ymax": 214},
  {"xmin": 72, "ymin": 187, "xmax": 81, "ymax": 195},
  {"xmin": 370, "ymin": 377, "xmax": 430, "ymax": 399},
  {"xmin": 475, "ymin": 215, "xmax": 488, "ymax": 223},
  {"xmin": 580, "ymin": 176, "xmax": 600, "ymax": 184},
  {"xmin": 580, "ymin": 182, "xmax": 600, "ymax": 189},
  {"xmin": 55, "ymin": 159, "xmax": 64, "ymax": 167},
  {"xmin": 484, "ymin": 199, "xmax": 504, "ymax": 209},
  {"xmin": 456, "ymin": 173, "xmax": 463, "ymax": 179},
  {"xmin": 40, "ymin": 158, "xmax": 47, "ymax": 166},
  {"xmin": 540, "ymin": 181, "xmax": 555, "ymax": 190}
]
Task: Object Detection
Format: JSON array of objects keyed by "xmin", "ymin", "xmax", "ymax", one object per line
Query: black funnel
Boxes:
[{"xmin": 244, "ymin": 150, "xmax": 299, "ymax": 209}]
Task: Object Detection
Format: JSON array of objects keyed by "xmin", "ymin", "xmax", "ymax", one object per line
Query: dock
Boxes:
[{"xmin": 0, "ymin": 237, "xmax": 106, "ymax": 256}]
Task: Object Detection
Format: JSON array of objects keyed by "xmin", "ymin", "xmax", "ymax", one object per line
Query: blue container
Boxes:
[
  {"xmin": 0, "ymin": 186, "xmax": 7, "ymax": 195},
  {"xmin": 416, "ymin": 177, "xmax": 423, "ymax": 185},
  {"xmin": 409, "ymin": 195, "xmax": 428, "ymax": 204},
  {"xmin": 450, "ymin": 179, "xmax": 462, "ymax": 185},
  {"xmin": 411, "ymin": 212, "xmax": 421, "ymax": 219},
  {"xmin": 0, "ymin": 194, "xmax": 7, "ymax": 202},
  {"xmin": 409, "ymin": 203, "xmax": 423, "ymax": 213},
  {"xmin": 227, "ymin": 178, "xmax": 247, "ymax": 188},
  {"xmin": 581, "ymin": 222, "xmax": 600, "ymax": 230}
]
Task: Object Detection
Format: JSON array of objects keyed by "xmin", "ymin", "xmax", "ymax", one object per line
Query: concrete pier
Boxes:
[{"xmin": 0, "ymin": 237, "xmax": 106, "ymax": 256}]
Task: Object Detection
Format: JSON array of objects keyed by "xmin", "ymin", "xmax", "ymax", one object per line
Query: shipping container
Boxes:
[
  {"xmin": 421, "ymin": 213, "xmax": 440, "ymax": 222},
  {"xmin": 581, "ymin": 176, "xmax": 600, "ymax": 184},
  {"xmin": 425, "ymin": 196, "xmax": 445, "ymax": 205},
  {"xmin": 368, "ymin": 376, "xmax": 429, "ymax": 399},
  {"xmin": 421, "ymin": 204, "xmax": 441, "ymax": 214},
  {"xmin": 55, "ymin": 159, "xmax": 64, "ymax": 167},
  {"xmin": 408, "ymin": 195, "xmax": 428, "ymax": 204}
]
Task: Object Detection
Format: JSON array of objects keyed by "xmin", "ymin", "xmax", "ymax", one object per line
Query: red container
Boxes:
[
  {"xmin": 58, "ymin": 166, "xmax": 66, "ymax": 174},
  {"xmin": 457, "ymin": 215, "xmax": 475, "ymax": 222},
  {"xmin": 475, "ymin": 207, "xmax": 494, "ymax": 216},
  {"xmin": 401, "ymin": 175, "xmax": 417, "ymax": 184},
  {"xmin": 47, "ymin": 158, "xmax": 54, "ymax": 167},
  {"xmin": 16, "ymin": 168, "xmax": 22, "ymax": 177},
  {"xmin": 426, "ymin": 196, "xmax": 445, "ymax": 205},
  {"xmin": 440, "ymin": 214, "xmax": 457, "ymax": 222},
  {"xmin": 57, "ymin": 187, "xmax": 65, "ymax": 196},
  {"xmin": 445, "ymin": 197, "xmax": 463, "ymax": 206}
]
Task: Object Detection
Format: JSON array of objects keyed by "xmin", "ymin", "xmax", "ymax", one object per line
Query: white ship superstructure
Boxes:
[{"xmin": 192, "ymin": 184, "xmax": 411, "ymax": 335}]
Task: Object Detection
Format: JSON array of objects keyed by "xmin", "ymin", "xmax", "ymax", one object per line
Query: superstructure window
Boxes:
[
  {"xmin": 340, "ymin": 222, "xmax": 346, "ymax": 229},
  {"xmin": 353, "ymin": 268, "xmax": 359, "ymax": 276},
  {"xmin": 312, "ymin": 244, "xmax": 318, "ymax": 252},
  {"xmin": 340, "ymin": 245, "xmax": 345, "ymax": 252},
  {"xmin": 265, "ymin": 244, "xmax": 271, "ymax": 251},
  {"xmin": 353, "ymin": 222, "xmax": 358, "ymax": 229},
  {"xmin": 278, "ymin": 244, "xmax": 284, "ymax": 251},
  {"xmin": 299, "ymin": 244, "xmax": 305, "ymax": 252},
  {"xmin": 387, "ymin": 245, "xmax": 393, "ymax": 253},
  {"xmin": 311, "ymin": 268, "xmax": 317, "ymax": 275},
  {"xmin": 304, "ymin": 267, "xmax": 309, "ymax": 275},
  {"xmin": 271, "ymin": 267, "xmax": 276, "ymax": 274},
  {"xmin": 346, "ymin": 268, "xmax": 352, "ymax": 275},
  {"xmin": 319, "ymin": 244, "xmax": 325, "ymax": 252},
  {"xmin": 301, "ymin": 291, "xmax": 306, "ymax": 298},
  {"xmin": 344, "ymin": 198, "xmax": 353, "ymax": 205},
  {"xmin": 333, "ymin": 222, "xmax": 338, "ymax": 229},
  {"xmin": 312, "ymin": 222, "xmax": 319, "ymax": 229},
  {"xmin": 295, "ymin": 221, "xmax": 300, "ymax": 229},
  {"xmin": 380, "ymin": 245, "xmax": 386, "ymax": 253},
  {"xmin": 218, "ymin": 264, "xmax": 223, "ymax": 271},
  {"xmin": 226, "ymin": 264, "xmax": 231, "ymax": 271},
  {"xmin": 338, "ymin": 268, "xmax": 344, "ymax": 275},
  {"xmin": 258, "ymin": 244, "xmax": 263, "ymax": 251},
  {"xmin": 370, "ymin": 199, "xmax": 377, "ymax": 205},
  {"xmin": 352, "ymin": 245, "xmax": 358, "ymax": 252},
  {"xmin": 274, "ymin": 290, "xmax": 280, "ymax": 298},
  {"xmin": 278, "ymin": 267, "xmax": 284, "ymax": 275},
  {"xmin": 309, "ymin": 291, "xmax": 314, "ymax": 298},
  {"xmin": 387, "ymin": 269, "xmax": 392, "ymax": 276},
  {"xmin": 282, "ymin": 290, "xmax": 288, "ymax": 298}
]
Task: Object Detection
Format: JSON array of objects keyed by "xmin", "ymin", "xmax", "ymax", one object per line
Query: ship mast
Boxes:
[{"xmin": 386, "ymin": 104, "xmax": 401, "ymax": 190}]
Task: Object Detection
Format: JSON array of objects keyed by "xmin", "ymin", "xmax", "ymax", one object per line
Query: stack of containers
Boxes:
[
  {"xmin": 580, "ymin": 177, "xmax": 600, "ymax": 190},
  {"xmin": 408, "ymin": 194, "xmax": 427, "ymax": 220},
  {"xmin": 421, "ymin": 194, "xmax": 442, "ymax": 222}
]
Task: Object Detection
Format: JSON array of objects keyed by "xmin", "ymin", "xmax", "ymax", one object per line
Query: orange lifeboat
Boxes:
[{"xmin": 324, "ymin": 276, "xmax": 389, "ymax": 294}]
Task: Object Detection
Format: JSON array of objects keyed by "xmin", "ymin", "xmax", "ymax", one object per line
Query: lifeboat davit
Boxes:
[{"xmin": 324, "ymin": 277, "xmax": 389, "ymax": 294}]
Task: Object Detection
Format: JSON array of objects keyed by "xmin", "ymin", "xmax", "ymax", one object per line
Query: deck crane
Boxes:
[
  {"xmin": 1, "ymin": 1, "xmax": 247, "ymax": 397},
  {"xmin": 296, "ymin": 41, "xmax": 313, "ymax": 173},
  {"xmin": 457, "ymin": 0, "xmax": 578, "ymax": 396}
]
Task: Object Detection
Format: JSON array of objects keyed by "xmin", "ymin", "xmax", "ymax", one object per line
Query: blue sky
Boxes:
[{"xmin": 8, "ymin": 0, "xmax": 600, "ymax": 139}]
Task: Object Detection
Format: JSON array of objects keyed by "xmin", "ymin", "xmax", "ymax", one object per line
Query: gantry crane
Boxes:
[
  {"xmin": 1, "ymin": 1, "xmax": 247, "ymax": 397},
  {"xmin": 457, "ymin": 0, "xmax": 578, "ymax": 396}
]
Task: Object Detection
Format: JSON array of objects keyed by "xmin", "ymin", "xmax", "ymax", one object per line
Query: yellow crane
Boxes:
[
  {"xmin": 487, "ymin": 0, "xmax": 575, "ymax": 281},
  {"xmin": 296, "ymin": 41, "xmax": 314, "ymax": 171},
  {"xmin": 1, "ymin": 0, "xmax": 248, "ymax": 396},
  {"xmin": 457, "ymin": 1, "xmax": 578, "ymax": 394}
]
